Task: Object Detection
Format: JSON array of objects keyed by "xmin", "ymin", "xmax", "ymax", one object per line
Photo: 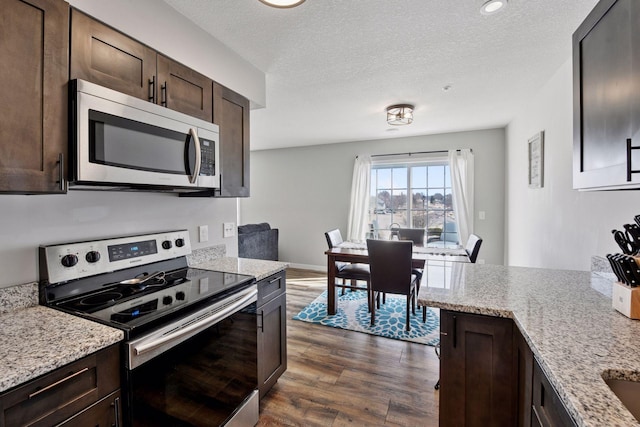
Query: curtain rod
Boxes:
[{"xmin": 369, "ymin": 148, "xmax": 471, "ymax": 158}]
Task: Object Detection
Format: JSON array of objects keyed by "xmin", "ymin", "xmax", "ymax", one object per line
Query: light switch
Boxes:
[
  {"xmin": 199, "ymin": 225, "xmax": 208, "ymax": 242},
  {"xmin": 223, "ymin": 222, "xmax": 236, "ymax": 238}
]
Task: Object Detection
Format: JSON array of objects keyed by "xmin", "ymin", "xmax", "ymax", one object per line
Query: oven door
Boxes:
[
  {"xmin": 72, "ymin": 79, "xmax": 219, "ymax": 190},
  {"xmin": 123, "ymin": 286, "xmax": 258, "ymax": 426}
]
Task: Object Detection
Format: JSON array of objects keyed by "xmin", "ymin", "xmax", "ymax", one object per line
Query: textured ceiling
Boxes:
[{"xmin": 163, "ymin": 0, "xmax": 599, "ymax": 150}]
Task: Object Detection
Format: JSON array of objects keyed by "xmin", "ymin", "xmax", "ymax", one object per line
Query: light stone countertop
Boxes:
[
  {"xmin": 193, "ymin": 257, "xmax": 288, "ymax": 281},
  {"xmin": 417, "ymin": 262, "xmax": 640, "ymax": 427},
  {"xmin": 0, "ymin": 305, "xmax": 123, "ymax": 393}
]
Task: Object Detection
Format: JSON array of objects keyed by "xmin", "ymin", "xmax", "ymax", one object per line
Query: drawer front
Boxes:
[
  {"xmin": 57, "ymin": 390, "xmax": 121, "ymax": 427},
  {"xmin": 257, "ymin": 271, "xmax": 286, "ymax": 306},
  {"xmin": 0, "ymin": 344, "xmax": 120, "ymax": 427}
]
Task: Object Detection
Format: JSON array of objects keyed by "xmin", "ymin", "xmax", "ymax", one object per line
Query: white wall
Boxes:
[
  {"xmin": 0, "ymin": 192, "xmax": 237, "ymax": 288},
  {"xmin": 67, "ymin": 0, "xmax": 266, "ymax": 107},
  {"xmin": 506, "ymin": 58, "xmax": 640, "ymax": 271},
  {"xmin": 240, "ymin": 129, "xmax": 506, "ymax": 269}
]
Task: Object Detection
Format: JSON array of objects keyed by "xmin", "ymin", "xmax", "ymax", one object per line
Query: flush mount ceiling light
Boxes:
[
  {"xmin": 258, "ymin": 0, "xmax": 306, "ymax": 8},
  {"xmin": 480, "ymin": 0, "xmax": 507, "ymax": 15},
  {"xmin": 386, "ymin": 104, "xmax": 414, "ymax": 126}
]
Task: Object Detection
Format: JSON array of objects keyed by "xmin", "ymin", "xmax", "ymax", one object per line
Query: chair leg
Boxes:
[
  {"xmin": 411, "ymin": 293, "xmax": 416, "ymax": 315},
  {"xmin": 370, "ymin": 291, "xmax": 376, "ymax": 326},
  {"xmin": 422, "ymin": 305, "xmax": 427, "ymax": 323},
  {"xmin": 406, "ymin": 295, "xmax": 411, "ymax": 332},
  {"xmin": 341, "ymin": 279, "xmax": 346, "ymax": 295}
]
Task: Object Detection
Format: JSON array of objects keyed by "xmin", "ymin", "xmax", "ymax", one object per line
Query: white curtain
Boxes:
[
  {"xmin": 448, "ymin": 149, "xmax": 474, "ymax": 246},
  {"xmin": 347, "ymin": 155, "xmax": 371, "ymax": 243}
]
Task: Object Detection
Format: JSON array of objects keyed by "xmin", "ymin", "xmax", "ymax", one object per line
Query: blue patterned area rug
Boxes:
[{"xmin": 293, "ymin": 290, "xmax": 440, "ymax": 346}]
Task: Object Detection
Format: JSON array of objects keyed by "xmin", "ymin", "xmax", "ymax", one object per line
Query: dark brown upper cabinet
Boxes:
[
  {"xmin": 573, "ymin": 0, "xmax": 640, "ymax": 190},
  {"xmin": 70, "ymin": 9, "xmax": 213, "ymax": 122},
  {"xmin": 0, "ymin": 0, "xmax": 68, "ymax": 194},
  {"xmin": 214, "ymin": 83, "xmax": 250, "ymax": 197}
]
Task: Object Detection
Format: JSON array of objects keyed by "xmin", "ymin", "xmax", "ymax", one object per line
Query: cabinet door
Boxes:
[
  {"xmin": 57, "ymin": 390, "xmax": 122, "ymax": 427},
  {"xmin": 514, "ymin": 326, "xmax": 534, "ymax": 427},
  {"xmin": 157, "ymin": 54, "xmax": 213, "ymax": 122},
  {"xmin": 0, "ymin": 0, "xmax": 68, "ymax": 194},
  {"xmin": 573, "ymin": 0, "xmax": 640, "ymax": 189},
  {"xmin": 258, "ymin": 292, "xmax": 287, "ymax": 398},
  {"xmin": 70, "ymin": 9, "xmax": 156, "ymax": 101},
  {"xmin": 531, "ymin": 360, "xmax": 577, "ymax": 427},
  {"xmin": 214, "ymin": 83, "xmax": 250, "ymax": 197},
  {"xmin": 440, "ymin": 310, "xmax": 514, "ymax": 427}
]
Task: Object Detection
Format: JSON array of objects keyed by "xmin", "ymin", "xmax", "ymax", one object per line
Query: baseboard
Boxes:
[{"xmin": 287, "ymin": 263, "xmax": 325, "ymax": 272}]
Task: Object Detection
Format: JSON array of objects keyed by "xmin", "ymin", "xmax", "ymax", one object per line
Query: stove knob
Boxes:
[
  {"xmin": 61, "ymin": 254, "xmax": 78, "ymax": 268},
  {"xmin": 175, "ymin": 238, "xmax": 185, "ymax": 248},
  {"xmin": 162, "ymin": 296, "xmax": 173, "ymax": 305},
  {"xmin": 175, "ymin": 291, "xmax": 186, "ymax": 301},
  {"xmin": 85, "ymin": 251, "xmax": 101, "ymax": 263},
  {"xmin": 162, "ymin": 240, "xmax": 172, "ymax": 250}
]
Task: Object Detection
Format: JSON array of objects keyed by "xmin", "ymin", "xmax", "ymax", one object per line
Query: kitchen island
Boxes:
[{"xmin": 417, "ymin": 261, "xmax": 639, "ymax": 426}]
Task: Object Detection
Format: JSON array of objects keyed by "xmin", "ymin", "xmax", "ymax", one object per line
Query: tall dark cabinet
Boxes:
[
  {"xmin": 214, "ymin": 83, "xmax": 251, "ymax": 197},
  {"xmin": 439, "ymin": 310, "xmax": 515, "ymax": 427},
  {"xmin": 0, "ymin": 0, "xmax": 68, "ymax": 194},
  {"xmin": 573, "ymin": 0, "xmax": 640, "ymax": 190}
]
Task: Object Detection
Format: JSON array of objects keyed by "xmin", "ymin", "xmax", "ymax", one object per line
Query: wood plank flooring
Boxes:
[{"xmin": 257, "ymin": 268, "xmax": 440, "ymax": 426}]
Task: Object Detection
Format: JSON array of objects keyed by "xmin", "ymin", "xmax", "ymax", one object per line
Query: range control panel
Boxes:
[{"xmin": 40, "ymin": 230, "xmax": 191, "ymax": 284}]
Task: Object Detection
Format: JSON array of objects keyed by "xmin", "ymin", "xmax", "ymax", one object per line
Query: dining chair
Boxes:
[
  {"xmin": 366, "ymin": 239, "xmax": 418, "ymax": 332},
  {"xmin": 465, "ymin": 234, "xmax": 483, "ymax": 263},
  {"xmin": 325, "ymin": 229, "xmax": 372, "ymax": 309},
  {"xmin": 397, "ymin": 228, "xmax": 425, "ymax": 295}
]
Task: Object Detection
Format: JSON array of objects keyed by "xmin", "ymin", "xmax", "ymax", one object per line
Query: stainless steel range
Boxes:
[{"xmin": 39, "ymin": 230, "xmax": 259, "ymax": 427}]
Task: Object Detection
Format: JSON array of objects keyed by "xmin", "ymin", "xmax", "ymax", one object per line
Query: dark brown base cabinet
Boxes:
[
  {"xmin": 0, "ymin": 0, "xmax": 68, "ymax": 194},
  {"xmin": 439, "ymin": 311, "xmax": 575, "ymax": 427},
  {"xmin": 257, "ymin": 270, "xmax": 287, "ymax": 399},
  {"xmin": 0, "ymin": 344, "xmax": 121, "ymax": 426},
  {"xmin": 440, "ymin": 310, "xmax": 515, "ymax": 427}
]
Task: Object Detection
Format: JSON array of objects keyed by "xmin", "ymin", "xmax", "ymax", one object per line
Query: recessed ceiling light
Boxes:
[
  {"xmin": 259, "ymin": 0, "xmax": 306, "ymax": 8},
  {"xmin": 480, "ymin": 0, "xmax": 507, "ymax": 15}
]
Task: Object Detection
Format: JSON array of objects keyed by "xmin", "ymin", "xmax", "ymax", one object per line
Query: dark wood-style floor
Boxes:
[{"xmin": 257, "ymin": 268, "xmax": 440, "ymax": 426}]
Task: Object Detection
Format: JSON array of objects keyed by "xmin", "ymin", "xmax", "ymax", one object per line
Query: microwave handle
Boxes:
[{"xmin": 188, "ymin": 128, "xmax": 202, "ymax": 184}]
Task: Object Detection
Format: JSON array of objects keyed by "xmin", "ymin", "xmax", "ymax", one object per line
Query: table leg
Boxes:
[{"xmin": 327, "ymin": 254, "xmax": 337, "ymax": 315}]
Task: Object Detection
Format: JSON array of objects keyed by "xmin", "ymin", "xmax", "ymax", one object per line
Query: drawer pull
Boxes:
[
  {"xmin": 269, "ymin": 277, "xmax": 281, "ymax": 284},
  {"xmin": 28, "ymin": 367, "xmax": 89, "ymax": 399}
]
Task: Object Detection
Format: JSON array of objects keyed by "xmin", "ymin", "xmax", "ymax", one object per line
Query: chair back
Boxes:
[
  {"xmin": 465, "ymin": 234, "xmax": 483, "ymax": 263},
  {"xmin": 367, "ymin": 239, "xmax": 413, "ymax": 294},
  {"xmin": 398, "ymin": 228, "xmax": 425, "ymax": 245},
  {"xmin": 325, "ymin": 229, "xmax": 344, "ymax": 249}
]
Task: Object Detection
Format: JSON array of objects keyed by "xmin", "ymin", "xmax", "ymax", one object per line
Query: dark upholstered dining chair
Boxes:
[
  {"xmin": 325, "ymin": 229, "xmax": 372, "ymax": 310},
  {"xmin": 366, "ymin": 239, "xmax": 418, "ymax": 332}
]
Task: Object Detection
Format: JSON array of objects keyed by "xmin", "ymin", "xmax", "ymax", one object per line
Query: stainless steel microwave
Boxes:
[{"xmin": 69, "ymin": 79, "xmax": 220, "ymax": 192}]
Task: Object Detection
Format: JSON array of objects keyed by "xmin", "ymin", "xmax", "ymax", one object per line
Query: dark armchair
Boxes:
[{"xmin": 238, "ymin": 223, "xmax": 279, "ymax": 261}]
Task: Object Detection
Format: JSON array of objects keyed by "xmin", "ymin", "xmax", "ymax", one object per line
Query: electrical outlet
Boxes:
[
  {"xmin": 479, "ymin": 211, "xmax": 486, "ymax": 220},
  {"xmin": 199, "ymin": 225, "xmax": 208, "ymax": 243},
  {"xmin": 223, "ymin": 222, "xmax": 236, "ymax": 238}
]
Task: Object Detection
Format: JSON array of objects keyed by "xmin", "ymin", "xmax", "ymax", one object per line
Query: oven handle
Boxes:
[{"xmin": 133, "ymin": 288, "xmax": 257, "ymax": 356}]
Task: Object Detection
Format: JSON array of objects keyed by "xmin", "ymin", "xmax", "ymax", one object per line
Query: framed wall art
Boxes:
[{"xmin": 528, "ymin": 131, "xmax": 544, "ymax": 189}]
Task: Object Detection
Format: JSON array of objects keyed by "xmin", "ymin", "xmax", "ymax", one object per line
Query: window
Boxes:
[{"xmin": 369, "ymin": 161, "xmax": 458, "ymax": 245}]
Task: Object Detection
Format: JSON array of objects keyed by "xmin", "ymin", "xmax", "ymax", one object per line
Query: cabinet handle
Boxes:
[
  {"xmin": 28, "ymin": 367, "xmax": 89, "ymax": 399},
  {"xmin": 148, "ymin": 76, "xmax": 156, "ymax": 103},
  {"xmin": 111, "ymin": 396, "xmax": 120, "ymax": 427},
  {"xmin": 269, "ymin": 277, "xmax": 281, "ymax": 284},
  {"xmin": 56, "ymin": 153, "xmax": 64, "ymax": 191},
  {"xmin": 161, "ymin": 82, "xmax": 167, "ymax": 106},
  {"xmin": 452, "ymin": 315, "xmax": 457, "ymax": 348},
  {"xmin": 627, "ymin": 138, "xmax": 640, "ymax": 182},
  {"xmin": 258, "ymin": 311, "xmax": 264, "ymax": 332}
]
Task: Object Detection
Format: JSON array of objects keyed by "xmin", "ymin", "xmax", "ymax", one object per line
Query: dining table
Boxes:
[{"xmin": 325, "ymin": 242, "xmax": 470, "ymax": 315}]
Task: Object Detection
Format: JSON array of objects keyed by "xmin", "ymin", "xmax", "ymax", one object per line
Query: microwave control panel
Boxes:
[{"xmin": 199, "ymin": 138, "xmax": 216, "ymax": 176}]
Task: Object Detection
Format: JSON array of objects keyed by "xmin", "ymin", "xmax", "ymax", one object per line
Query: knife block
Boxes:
[{"xmin": 612, "ymin": 281, "xmax": 640, "ymax": 319}]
